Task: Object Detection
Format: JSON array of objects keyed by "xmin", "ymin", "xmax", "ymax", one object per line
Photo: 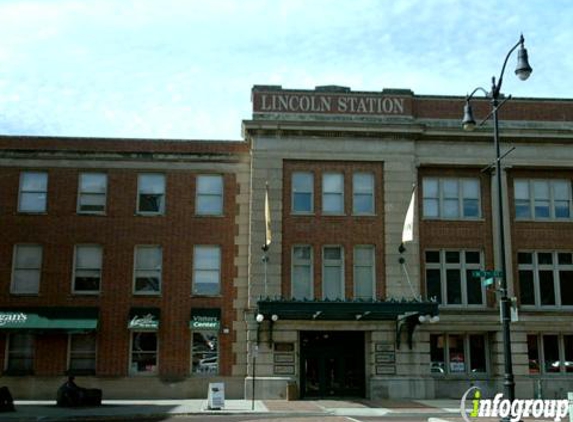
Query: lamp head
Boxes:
[
  {"xmin": 515, "ymin": 37, "xmax": 532, "ymax": 81},
  {"xmin": 255, "ymin": 313, "xmax": 264, "ymax": 323},
  {"xmin": 462, "ymin": 101, "xmax": 476, "ymax": 131}
]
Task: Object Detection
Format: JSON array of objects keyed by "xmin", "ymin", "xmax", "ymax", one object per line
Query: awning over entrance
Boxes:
[
  {"xmin": 256, "ymin": 298, "xmax": 438, "ymax": 321},
  {"xmin": 0, "ymin": 307, "xmax": 98, "ymax": 331},
  {"xmin": 189, "ymin": 308, "xmax": 220, "ymax": 331},
  {"xmin": 128, "ymin": 307, "xmax": 160, "ymax": 330}
]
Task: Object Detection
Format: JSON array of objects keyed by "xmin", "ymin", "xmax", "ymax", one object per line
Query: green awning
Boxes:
[
  {"xmin": 190, "ymin": 308, "xmax": 220, "ymax": 331},
  {"xmin": 128, "ymin": 307, "xmax": 160, "ymax": 330},
  {"xmin": 0, "ymin": 308, "xmax": 98, "ymax": 331}
]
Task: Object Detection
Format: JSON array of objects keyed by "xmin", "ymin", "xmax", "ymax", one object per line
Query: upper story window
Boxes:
[
  {"xmin": 18, "ymin": 171, "xmax": 48, "ymax": 213},
  {"xmin": 193, "ymin": 246, "xmax": 221, "ymax": 296},
  {"xmin": 518, "ymin": 251, "xmax": 573, "ymax": 308},
  {"xmin": 353, "ymin": 172, "xmax": 374, "ymax": 215},
  {"xmin": 423, "ymin": 177, "xmax": 480, "ymax": 219},
  {"xmin": 196, "ymin": 175, "xmax": 223, "ymax": 215},
  {"xmin": 354, "ymin": 245, "xmax": 375, "ymax": 299},
  {"xmin": 78, "ymin": 173, "xmax": 107, "ymax": 214},
  {"xmin": 292, "ymin": 172, "xmax": 313, "ymax": 214},
  {"xmin": 137, "ymin": 174, "xmax": 165, "ymax": 215},
  {"xmin": 430, "ymin": 333, "xmax": 488, "ymax": 375},
  {"xmin": 323, "ymin": 246, "xmax": 344, "ymax": 300},
  {"xmin": 134, "ymin": 246, "xmax": 162, "ymax": 295},
  {"xmin": 73, "ymin": 245, "xmax": 102, "ymax": 294},
  {"xmin": 322, "ymin": 173, "xmax": 344, "ymax": 214},
  {"xmin": 11, "ymin": 244, "xmax": 42, "ymax": 295},
  {"xmin": 292, "ymin": 245, "xmax": 313, "ymax": 300},
  {"xmin": 425, "ymin": 250, "xmax": 484, "ymax": 306},
  {"xmin": 514, "ymin": 179, "xmax": 571, "ymax": 220}
]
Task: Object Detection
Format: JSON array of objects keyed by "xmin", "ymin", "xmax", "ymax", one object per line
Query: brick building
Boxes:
[
  {"xmin": 0, "ymin": 136, "xmax": 250, "ymax": 398},
  {"xmin": 1, "ymin": 85, "xmax": 573, "ymax": 400},
  {"xmin": 243, "ymin": 85, "xmax": 573, "ymax": 400}
]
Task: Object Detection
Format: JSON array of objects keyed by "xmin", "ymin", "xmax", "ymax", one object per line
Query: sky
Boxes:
[{"xmin": 0, "ymin": 0, "xmax": 571, "ymax": 141}]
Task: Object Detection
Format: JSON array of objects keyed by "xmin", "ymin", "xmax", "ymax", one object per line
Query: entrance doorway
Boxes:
[{"xmin": 300, "ymin": 331, "xmax": 365, "ymax": 398}]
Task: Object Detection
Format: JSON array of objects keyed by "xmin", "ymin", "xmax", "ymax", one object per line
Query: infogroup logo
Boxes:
[{"xmin": 460, "ymin": 387, "xmax": 569, "ymax": 422}]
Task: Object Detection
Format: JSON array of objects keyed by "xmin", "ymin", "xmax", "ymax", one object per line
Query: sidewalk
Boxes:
[{"xmin": 1, "ymin": 398, "xmax": 463, "ymax": 421}]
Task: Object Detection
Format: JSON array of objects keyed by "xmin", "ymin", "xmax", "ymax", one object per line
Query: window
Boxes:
[
  {"xmin": 130, "ymin": 332, "xmax": 157, "ymax": 375},
  {"xmin": 137, "ymin": 174, "xmax": 165, "ymax": 214},
  {"xmin": 518, "ymin": 251, "xmax": 573, "ymax": 307},
  {"xmin": 11, "ymin": 245, "xmax": 42, "ymax": 295},
  {"xmin": 191, "ymin": 332, "xmax": 219, "ymax": 374},
  {"xmin": 19, "ymin": 171, "xmax": 48, "ymax": 213},
  {"xmin": 430, "ymin": 333, "xmax": 488, "ymax": 375},
  {"xmin": 322, "ymin": 172, "xmax": 344, "ymax": 214},
  {"xmin": 514, "ymin": 179, "xmax": 571, "ymax": 220},
  {"xmin": 527, "ymin": 334, "xmax": 573, "ymax": 374},
  {"xmin": 292, "ymin": 172, "xmax": 313, "ymax": 213},
  {"xmin": 423, "ymin": 177, "xmax": 480, "ymax": 219},
  {"xmin": 193, "ymin": 246, "xmax": 221, "ymax": 296},
  {"xmin": 353, "ymin": 172, "xmax": 374, "ymax": 214},
  {"xmin": 354, "ymin": 246, "xmax": 375, "ymax": 299},
  {"xmin": 69, "ymin": 333, "xmax": 96, "ymax": 375},
  {"xmin": 196, "ymin": 175, "xmax": 223, "ymax": 215},
  {"xmin": 425, "ymin": 250, "xmax": 484, "ymax": 306},
  {"xmin": 73, "ymin": 245, "xmax": 102, "ymax": 293},
  {"xmin": 292, "ymin": 246, "xmax": 313, "ymax": 299},
  {"xmin": 78, "ymin": 173, "xmax": 107, "ymax": 214},
  {"xmin": 323, "ymin": 246, "xmax": 344, "ymax": 299},
  {"xmin": 134, "ymin": 246, "xmax": 162, "ymax": 294},
  {"xmin": 6, "ymin": 333, "xmax": 34, "ymax": 374}
]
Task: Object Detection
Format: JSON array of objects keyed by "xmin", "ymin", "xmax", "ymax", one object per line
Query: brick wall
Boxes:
[
  {"xmin": 0, "ymin": 165, "xmax": 239, "ymax": 377},
  {"xmin": 282, "ymin": 160, "xmax": 385, "ymax": 299}
]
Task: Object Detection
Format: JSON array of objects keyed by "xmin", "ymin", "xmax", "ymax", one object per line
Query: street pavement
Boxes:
[{"xmin": 0, "ymin": 398, "xmax": 465, "ymax": 421}]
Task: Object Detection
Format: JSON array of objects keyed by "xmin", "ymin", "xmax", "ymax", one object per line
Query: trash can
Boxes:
[{"xmin": 286, "ymin": 382, "xmax": 298, "ymax": 401}]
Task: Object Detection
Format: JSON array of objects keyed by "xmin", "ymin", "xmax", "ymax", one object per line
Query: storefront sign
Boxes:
[
  {"xmin": 129, "ymin": 313, "xmax": 158, "ymax": 330},
  {"xmin": 191, "ymin": 316, "xmax": 220, "ymax": 330},
  {"xmin": 190, "ymin": 308, "xmax": 220, "ymax": 331},
  {"xmin": 254, "ymin": 92, "xmax": 408, "ymax": 116},
  {"xmin": 0, "ymin": 312, "xmax": 27, "ymax": 326}
]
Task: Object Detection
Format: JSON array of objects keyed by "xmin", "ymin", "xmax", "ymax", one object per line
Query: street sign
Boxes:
[{"xmin": 472, "ymin": 270, "xmax": 504, "ymax": 278}]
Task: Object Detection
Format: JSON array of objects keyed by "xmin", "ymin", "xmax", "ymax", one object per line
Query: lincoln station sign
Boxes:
[{"xmin": 253, "ymin": 92, "xmax": 409, "ymax": 116}]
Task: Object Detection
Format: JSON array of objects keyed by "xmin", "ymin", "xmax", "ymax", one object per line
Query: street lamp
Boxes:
[{"xmin": 462, "ymin": 34, "xmax": 532, "ymax": 405}]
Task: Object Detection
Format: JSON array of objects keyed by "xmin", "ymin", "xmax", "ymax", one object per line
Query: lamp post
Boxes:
[{"xmin": 462, "ymin": 34, "xmax": 532, "ymax": 405}]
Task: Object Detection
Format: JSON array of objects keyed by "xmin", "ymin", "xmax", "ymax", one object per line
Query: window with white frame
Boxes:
[
  {"xmin": 514, "ymin": 179, "xmax": 571, "ymax": 220},
  {"xmin": 425, "ymin": 250, "xmax": 484, "ymax": 306},
  {"xmin": 518, "ymin": 251, "xmax": 573, "ymax": 307},
  {"xmin": 423, "ymin": 177, "xmax": 480, "ymax": 219},
  {"xmin": 292, "ymin": 172, "xmax": 313, "ymax": 213},
  {"xmin": 130, "ymin": 332, "xmax": 157, "ymax": 375},
  {"xmin": 78, "ymin": 173, "xmax": 107, "ymax": 214},
  {"xmin": 69, "ymin": 333, "xmax": 96, "ymax": 375},
  {"xmin": 73, "ymin": 245, "xmax": 102, "ymax": 293},
  {"xmin": 137, "ymin": 174, "xmax": 165, "ymax": 214},
  {"xmin": 292, "ymin": 245, "xmax": 313, "ymax": 300},
  {"xmin": 193, "ymin": 246, "xmax": 221, "ymax": 296},
  {"xmin": 322, "ymin": 172, "xmax": 344, "ymax": 214},
  {"xmin": 527, "ymin": 334, "xmax": 573, "ymax": 374},
  {"xmin": 354, "ymin": 245, "xmax": 375, "ymax": 299},
  {"xmin": 6, "ymin": 333, "xmax": 34, "ymax": 374},
  {"xmin": 430, "ymin": 333, "xmax": 488, "ymax": 375},
  {"xmin": 353, "ymin": 172, "xmax": 374, "ymax": 214},
  {"xmin": 191, "ymin": 331, "xmax": 219, "ymax": 375},
  {"xmin": 12, "ymin": 244, "xmax": 42, "ymax": 295},
  {"xmin": 323, "ymin": 246, "xmax": 344, "ymax": 300},
  {"xmin": 134, "ymin": 246, "xmax": 162, "ymax": 294},
  {"xmin": 196, "ymin": 175, "xmax": 223, "ymax": 215},
  {"xmin": 19, "ymin": 171, "xmax": 48, "ymax": 213}
]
